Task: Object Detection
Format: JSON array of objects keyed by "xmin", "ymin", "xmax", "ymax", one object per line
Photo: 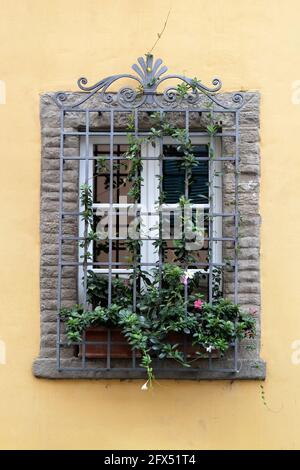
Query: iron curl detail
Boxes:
[
  {"xmin": 77, "ymin": 77, "xmax": 89, "ymax": 89},
  {"xmin": 54, "ymin": 92, "xmax": 68, "ymax": 107},
  {"xmin": 117, "ymin": 87, "xmax": 146, "ymax": 108},
  {"xmin": 162, "ymin": 87, "xmax": 178, "ymax": 104},
  {"xmin": 210, "ymin": 78, "xmax": 222, "ymax": 91},
  {"xmin": 232, "ymin": 93, "xmax": 244, "ymax": 105}
]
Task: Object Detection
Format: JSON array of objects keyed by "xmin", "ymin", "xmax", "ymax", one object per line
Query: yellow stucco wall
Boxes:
[{"xmin": 0, "ymin": 0, "xmax": 300, "ymax": 450}]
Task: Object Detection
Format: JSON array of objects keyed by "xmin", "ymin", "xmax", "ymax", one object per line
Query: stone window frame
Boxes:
[{"xmin": 33, "ymin": 91, "xmax": 266, "ymax": 380}]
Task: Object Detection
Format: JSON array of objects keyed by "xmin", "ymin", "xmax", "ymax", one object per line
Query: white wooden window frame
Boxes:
[{"xmin": 79, "ymin": 136, "xmax": 222, "ymax": 300}]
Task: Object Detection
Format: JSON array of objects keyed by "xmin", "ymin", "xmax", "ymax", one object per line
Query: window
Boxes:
[
  {"xmin": 34, "ymin": 56, "xmax": 265, "ymax": 380},
  {"xmin": 78, "ymin": 136, "xmax": 222, "ymax": 303}
]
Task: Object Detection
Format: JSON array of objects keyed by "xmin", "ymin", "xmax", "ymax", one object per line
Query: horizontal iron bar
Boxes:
[
  {"xmin": 58, "ymin": 366, "xmax": 238, "ymax": 373},
  {"xmin": 60, "ymin": 341, "xmax": 132, "ymax": 346},
  {"xmin": 58, "ymin": 261, "xmax": 227, "ymax": 268},
  {"xmin": 64, "ymin": 131, "xmax": 236, "ymax": 137},
  {"xmin": 62, "ymin": 107, "xmax": 238, "ymax": 114},
  {"xmin": 60, "ymin": 261, "xmax": 235, "ymax": 267},
  {"xmin": 59, "ymin": 341, "xmax": 235, "ymax": 347},
  {"xmin": 61, "ymin": 211, "xmax": 237, "ymax": 217},
  {"xmin": 61, "ymin": 236, "xmax": 236, "ymax": 242},
  {"xmin": 62, "ymin": 156, "xmax": 236, "ymax": 161}
]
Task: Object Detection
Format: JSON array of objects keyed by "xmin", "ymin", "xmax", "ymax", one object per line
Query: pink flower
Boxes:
[
  {"xmin": 180, "ymin": 275, "xmax": 188, "ymax": 285},
  {"xmin": 194, "ymin": 299, "xmax": 203, "ymax": 310},
  {"xmin": 249, "ymin": 307, "xmax": 257, "ymax": 316}
]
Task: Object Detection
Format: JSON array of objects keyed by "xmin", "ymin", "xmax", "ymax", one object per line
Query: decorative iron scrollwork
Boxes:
[{"xmin": 55, "ymin": 54, "xmax": 244, "ymax": 110}]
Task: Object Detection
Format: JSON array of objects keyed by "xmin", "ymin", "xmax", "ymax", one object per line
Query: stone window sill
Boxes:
[{"xmin": 33, "ymin": 358, "xmax": 266, "ymax": 380}]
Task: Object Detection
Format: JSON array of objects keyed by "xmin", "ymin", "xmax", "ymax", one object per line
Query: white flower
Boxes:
[
  {"xmin": 206, "ymin": 345, "xmax": 214, "ymax": 353},
  {"xmin": 184, "ymin": 270, "xmax": 194, "ymax": 280},
  {"xmin": 141, "ymin": 381, "xmax": 149, "ymax": 391}
]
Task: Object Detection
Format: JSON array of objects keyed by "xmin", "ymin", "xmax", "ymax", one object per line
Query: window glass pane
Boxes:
[
  {"xmin": 93, "ymin": 240, "xmax": 131, "ymax": 265},
  {"xmin": 93, "ymin": 144, "xmax": 135, "ymax": 204}
]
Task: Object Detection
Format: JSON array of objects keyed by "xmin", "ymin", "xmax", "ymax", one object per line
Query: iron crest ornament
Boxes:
[{"xmin": 55, "ymin": 54, "xmax": 244, "ymax": 110}]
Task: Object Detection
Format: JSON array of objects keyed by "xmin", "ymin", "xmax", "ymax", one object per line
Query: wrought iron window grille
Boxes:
[{"xmin": 33, "ymin": 54, "xmax": 266, "ymax": 380}]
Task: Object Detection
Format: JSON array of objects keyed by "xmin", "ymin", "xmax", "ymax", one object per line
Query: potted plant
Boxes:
[{"xmin": 60, "ymin": 264, "xmax": 256, "ymax": 386}]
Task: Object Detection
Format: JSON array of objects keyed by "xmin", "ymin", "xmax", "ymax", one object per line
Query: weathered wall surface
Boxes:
[{"xmin": 0, "ymin": 0, "xmax": 300, "ymax": 449}]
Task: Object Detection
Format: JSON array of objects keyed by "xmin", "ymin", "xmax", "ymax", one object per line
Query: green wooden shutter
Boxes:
[{"xmin": 163, "ymin": 144, "xmax": 209, "ymax": 204}]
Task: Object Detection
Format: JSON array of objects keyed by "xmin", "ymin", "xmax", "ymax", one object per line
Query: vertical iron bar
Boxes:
[
  {"xmin": 208, "ymin": 106, "xmax": 215, "ymax": 370},
  {"xmin": 83, "ymin": 110, "xmax": 90, "ymax": 306},
  {"xmin": 107, "ymin": 110, "xmax": 114, "ymax": 369},
  {"xmin": 131, "ymin": 109, "xmax": 139, "ymax": 369},
  {"xmin": 158, "ymin": 110, "xmax": 163, "ymax": 292},
  {"xmin": 82, "ymin": 110, "xmax": 90, "ymax": 368},
  {"xmin": 183, "ymin": 110, "xmax": 189, "ymax": 361},
  {"xmin": 208, "ymin": 108, "xmax": 214, "ymax": 305},
  {"xmin": 108, "ymin": 110, "xmax": 114, "ymax": 307},
  {"xmin": 133, "ymin": 109, "xmax": 138, "ymax": 313},
  {"xmin": 57, "ymin": 109, "xmax": 64, "ymax": 371},
  {"xmin": 234, "ymin": 110, "xmax": 240, "ymax": 371},
  {"xmin": 116, "ymin": 145, "xmax": 121, "ymax": 266}
]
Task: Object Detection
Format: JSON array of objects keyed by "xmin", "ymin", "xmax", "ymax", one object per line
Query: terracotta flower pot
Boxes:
[
  {"xmin": 79, "ymin": 326, "xmax": 135, "ymax": 358},
  {"xmin": 78, "ymin": 327, "xmax": 218, "ymax": 359},
  {"xmin": 165, "ymin": 332, "xmax": 219, "ymax": 358}
]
